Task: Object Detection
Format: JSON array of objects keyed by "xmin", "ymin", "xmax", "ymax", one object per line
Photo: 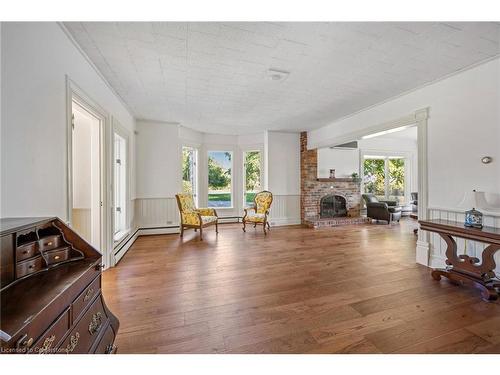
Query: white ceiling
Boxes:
[{"xmin": 64, "ymin": 22, "xmax": 500, "ymax": 135}]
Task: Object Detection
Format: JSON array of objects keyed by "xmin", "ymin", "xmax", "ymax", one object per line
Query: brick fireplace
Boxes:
[{"xmin": 300, "ymin": 132, "xmax": 368, "ymax": 228}]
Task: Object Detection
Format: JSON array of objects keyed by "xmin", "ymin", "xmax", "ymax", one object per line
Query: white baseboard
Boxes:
[
  {"xmin": 137, "ymin": 226, "xmax": 180, "ymax": 236},
  {"xmin": 416, "ymin": 240, "xmax": 430, "ymax": 266},
  {"xmin": 269, "ymin": 217, "xmax": 302, "ymax": 226},
  {"xmin": 113, "ymin": 229, "xmax": 139, "ymax": 265}
]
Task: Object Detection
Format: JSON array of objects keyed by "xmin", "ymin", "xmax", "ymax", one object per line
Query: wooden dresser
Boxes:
[{"xmin": 0, "ymin": 217, "xmax": 119, "ymax": 354}]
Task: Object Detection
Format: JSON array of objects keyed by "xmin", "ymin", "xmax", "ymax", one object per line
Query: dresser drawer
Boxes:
[
  {"xmin": 72, "ymin": 276, "xmax": 101, "ymax": 322},
  {"xmin": 44, "ymin": 246, "xmax": 72, "ymax": 265},
  {"xmin": 61, "ymin": 295, "xmax": 108, "ymax": 354},
  {"xmin": 32, "ymin": 308, "xmax": 70, "ymax": 354},
  {"xmin": 16, "ymin": 241, "xmax": 38, "ymax": 261},
  {"xmin": 16, "ymin": 255, "xmax": 44, "ymax": 278},
  {"xmin": 38, "ymin": 235, "xmax": 63, "ymax": 252},
  {"xmin": 93, "ymin": 324, "xmax": 116, "ymax": 354}
]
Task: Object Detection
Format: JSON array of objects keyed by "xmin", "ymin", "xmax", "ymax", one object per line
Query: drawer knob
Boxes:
[
  {"xmin": 88, "ymin": 312, "xmax": 103, "ymax": 335},
  {"xmin": 83, "ymin": 287, "xmax": 95, "ymax": 302},
  {"xmin": 17, "ymin": 334, "xmax": 34, "ymax": 350},
  {"xmin": 65, "ymin": 332, "xmax": 80, "ymax": 354},
  {"xmin": 54, "ymin": 255, "xmax": 60, "ymax": 260},
  {"xmin": 39, "ymin": 335, "xmax": 56, "ymax": 354},
  {"xmin": 47, "ymin": 242, "xmax": 53, "ymax": 246}
]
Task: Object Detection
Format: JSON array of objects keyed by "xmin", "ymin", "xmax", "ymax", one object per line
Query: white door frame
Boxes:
[
  {"xmin": 66, "ymin": 76, "xmax": 111, "ymax": 266},
  {"xmin": 111, "ymin": 118, "xmax": 132, "ymax": 246},
  {"xmin": 311, "ymin": 108, "xmax": 430, "ymax": 266}
]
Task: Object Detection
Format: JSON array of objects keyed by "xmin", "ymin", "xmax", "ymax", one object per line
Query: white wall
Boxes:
[
  {"xmin": 265, "ymin": 131, "xmax": 301, "ymax": 195},
  {"xmin": 263, "ymin": 131, "xmax": 301, "ymax": 225},
  {"xmin": 1, "ymin": 22, "xmax": 136, "ymax": 220},
  {"xmin": 135, "ymin": 120, "xmax": 181, "ymax": 199},
  {"xmin": 317, "ymin": 148, "xmax": 359, "ymax": 178},
  {"xmin": 309, "ymin": 58, "xmax": 500, "ymax": 210}
]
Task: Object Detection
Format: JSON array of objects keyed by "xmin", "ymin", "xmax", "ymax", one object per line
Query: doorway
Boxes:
[{"xmin": 71, "ymin": 100, "xmax": 103, "ymax": 250}]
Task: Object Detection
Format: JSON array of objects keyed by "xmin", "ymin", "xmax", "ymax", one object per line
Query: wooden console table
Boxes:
[{"xmin": 419, "ymin": 219, "xmax": 500, "ymax": 301}]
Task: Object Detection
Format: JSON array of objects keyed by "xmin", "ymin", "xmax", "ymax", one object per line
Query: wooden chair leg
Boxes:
[
  {"xmin": 199, "ymin": 227, "xmax": 203, "ymax": 241},
  {"xmin": 215, "ymin": 221, "xmax": 219, "ymax": 234},
  {"xmin": 254, "ymin": 222, "xmax": 257, "ymax": 228},
  {"xmin": 263, "ymin": 222, "xmax": 267, "ymax": 235},
  {"xmin": 180, "ymin": 225, "xmax": 184, "ymax": 237},
  {"xmin": 267, "ymin": 221, "xmax": 271, "ymax": 230},
  {"xmin": 242, "ymin": 220, "xmax": 246, "ymax": 232}
]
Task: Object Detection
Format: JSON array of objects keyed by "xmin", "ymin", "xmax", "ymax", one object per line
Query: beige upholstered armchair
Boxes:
[
  {"xmin": 175, "ymin": 194, "xmax": 218, "ymax": 240},
  {"xmin": 242, "ymin": 191, "xmax": 273, "ymax": 235}
]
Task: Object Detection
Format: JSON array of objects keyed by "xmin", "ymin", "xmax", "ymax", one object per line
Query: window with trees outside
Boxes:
[
  {"xmin": 182, "ymin": 146, "xmax": 198, "ymax": 204},
  {"xmin": 363, "ymin": 155, "xmax": 406, "ymax": 205},
  {"xmin": 243, "ymin": 150, "xmax": 262, "ymax": 206},
  {"xmin": 207, "ymin": 151, "xmax": 232, "ymax": 208}
]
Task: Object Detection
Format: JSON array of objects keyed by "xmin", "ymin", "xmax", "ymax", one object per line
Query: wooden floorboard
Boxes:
[{"xmin": 101, "ymin": 219, "xmax": 500, "ymax": 354}]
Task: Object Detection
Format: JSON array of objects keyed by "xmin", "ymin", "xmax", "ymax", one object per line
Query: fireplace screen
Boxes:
[{"xmin": 320, "ymin": 195, "xmax": 347, "ymax": 218}]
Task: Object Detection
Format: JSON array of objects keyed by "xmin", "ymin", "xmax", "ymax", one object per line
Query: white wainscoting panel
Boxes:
[
  {"xmin": 427, "ymin": 207, "xmax": 500, "ymax": 276},
  {"xmin": 268, "ymin": 194, "xmax": 301, "ymax": 226},
  {"xmin": 134, "ymin": 198, "xmax": 179, "ymax": 228}
]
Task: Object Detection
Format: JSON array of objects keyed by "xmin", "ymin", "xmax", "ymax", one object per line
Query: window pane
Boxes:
[
  {"xmin": 208, "ymin": 151, "xmax": 232, "ymax": 208},
  {"xmin": 363, "ymin": 158, "xmax": 385, "ymax": 200},
  {"xmin": 388, "ymin": 158, "xmax": 405, "ymax": 205},
  {"xmin": 244, "ymin": 151, "xmax": 261, "ymax": 206}
]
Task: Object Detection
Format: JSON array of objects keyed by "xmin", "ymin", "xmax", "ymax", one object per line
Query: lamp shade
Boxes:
[
  {"xmin": 475, "ymin": 191, "xmax": 500, "ymax": 212},
  {"xmin": 458, "ymin": 190, "xmax": 479, "ymax": 209}
]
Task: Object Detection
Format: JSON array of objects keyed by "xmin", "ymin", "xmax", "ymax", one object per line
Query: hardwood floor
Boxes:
[{"xmin": 102, "ymin": 219, "xmax": 500, "ymax": 354}]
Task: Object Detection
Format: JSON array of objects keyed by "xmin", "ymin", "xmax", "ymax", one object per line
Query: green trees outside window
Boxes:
[
  {"xmin": 244, "ymin": 151, "xmax": 262, "ymax": 206},
  {"xmin": 208, "ymin": 151, "xmax": 232, "ymax": 207},
  {"xmin": 363, "ymin": 156, "xmax": 406, "ymax": 205}
]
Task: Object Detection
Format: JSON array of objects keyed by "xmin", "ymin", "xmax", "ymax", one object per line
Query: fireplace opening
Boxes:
[{"xmin": 320, "ymin": 195, "xmax": 347, "ymax": 218}]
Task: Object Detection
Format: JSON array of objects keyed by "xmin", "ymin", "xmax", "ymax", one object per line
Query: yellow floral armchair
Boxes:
[
  {"xmin": 242, "ymin": 191, "xmax": 273, "ymax": 235},
  {"xmin": 175, "ymin": 194, "xmax": 218, "ymax": 240}
]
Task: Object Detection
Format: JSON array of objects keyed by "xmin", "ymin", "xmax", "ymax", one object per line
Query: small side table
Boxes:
[{"xmin": 419, "ymin": 219, "xmax": 500, "ymax": 301}]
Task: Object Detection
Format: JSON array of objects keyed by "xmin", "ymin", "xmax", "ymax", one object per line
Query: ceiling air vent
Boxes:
[{"xmin": 330, "ymin": 141, "xmax": 358, "ymax": 150}]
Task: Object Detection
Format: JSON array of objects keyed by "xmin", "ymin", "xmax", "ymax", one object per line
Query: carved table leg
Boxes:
[{"xmin": 431, "ymin": 234, "xmax": 500, "ymax": 302}]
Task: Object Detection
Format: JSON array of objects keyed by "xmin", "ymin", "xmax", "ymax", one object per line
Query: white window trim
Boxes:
[
  {"xmin": 112, "ymin": 118, "xmax": 131, "ymax": 245},
  {"xmin": 181, "ymin": 144, "xmax": 200, "ymax": 206},
  {"xmin": 242, "ymin": 148, "xmax": 264, "ymax": 208}
]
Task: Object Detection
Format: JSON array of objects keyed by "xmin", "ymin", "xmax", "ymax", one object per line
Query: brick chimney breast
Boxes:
[{"xmin": 300, "ymin": 132, "xmax": 365, "ymax": 227}]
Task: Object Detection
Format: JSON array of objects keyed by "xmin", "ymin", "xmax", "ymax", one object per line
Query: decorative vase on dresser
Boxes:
[{"xmin": 0, "ymin": 217, "xmax": 119, "ymax": 354}]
